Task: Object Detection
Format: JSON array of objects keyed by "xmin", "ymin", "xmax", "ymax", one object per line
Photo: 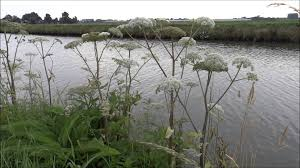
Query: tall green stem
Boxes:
[
  {"xmin": 40, "ymin": 42, "xmax": 52, "ymax": 105},
  {"xmin": 200, "ymin": 71, "xmax": 212, "ymax": 168},
  {"xmin": 4, "ymin": 33, "xmax": 16, "ymax": 105}
]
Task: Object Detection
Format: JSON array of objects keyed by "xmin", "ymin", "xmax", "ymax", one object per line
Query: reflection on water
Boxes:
[{"xmin": 1, "ymin": 34, "xmax": 299, "ymax": 167}]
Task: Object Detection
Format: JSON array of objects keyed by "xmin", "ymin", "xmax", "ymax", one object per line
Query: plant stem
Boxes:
[
  {"xmin": 200, "ymin": 71, "xmax": 212, "ymax": 168},
  {"xmin": 4, "ymin": 33, "xmax": 16, "ymax": 105},
  {"xmin": 40, "ymin": 42, "xmax": 52, "ymax": 105},
  {"xmin": 168, "ymin": 41, "xmax": 176, "ymax": 168}
]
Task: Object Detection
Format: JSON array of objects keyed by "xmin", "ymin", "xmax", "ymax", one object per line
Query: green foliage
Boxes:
[
  {"xmin": 1, "ymin": 20, "xmax": 298, "ymax": 42},
  {"xmin": 0, "ymin": 97, "xmax": 172, "ymax": 168},
  {"xmin": 159, "ymin": 26, "xmax": 186, "ymax": 39},
  {"xmin": 0, "ymin": 104, "xmax": 120, "ymax": 168}
]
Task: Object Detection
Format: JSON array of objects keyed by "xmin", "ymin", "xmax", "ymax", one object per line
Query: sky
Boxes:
[{"xmin": 1, "ymin": 0, "xmax": 299, "ymax": 20}]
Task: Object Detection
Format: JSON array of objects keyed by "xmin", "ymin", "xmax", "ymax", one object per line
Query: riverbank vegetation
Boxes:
[
  {"xmin": 1, "ymin": 19, "xmax": 299, "ymax": 43},
  {"xmin": 1, "ymin": 17, "xmax": 260, "ymax": 168}
]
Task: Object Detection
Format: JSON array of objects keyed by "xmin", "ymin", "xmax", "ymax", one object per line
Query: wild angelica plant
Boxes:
[
  {"xmin": 0, "ymin": 20, "xmax": 28, "ymax": 105},
  {"xmin": 116, "ymin": 17, "xmax": 259, "ymax": 168},
  {"xmin": 117, "ymin": 17, "xmax": 217, "ymax": 167},
  {"xmin": 29, "ymin": 37, "xmax": 62, "ymax": 105},
  {"xmin": 192, "ymin": 53, "xmax": 258, "ymax": 167},
  {"xmin": 65, "ymin": 30, "xmax": 122, "ymax": 104},
  {"xmin": 23, "ymin": 52, "xmax": 38, "ymax": 104},
  {"xmin": 110, "ymin": 41, "xmax": 154, "ymax": 115}
]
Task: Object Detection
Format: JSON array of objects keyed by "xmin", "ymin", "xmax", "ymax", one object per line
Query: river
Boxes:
[{"xmin": 1, "ymin": 34, "xmax": 299, "ymax": 167}]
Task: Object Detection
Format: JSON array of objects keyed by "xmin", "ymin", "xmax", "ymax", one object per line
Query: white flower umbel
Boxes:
[
  {"xmin": 193, "ymin": 53, "xmax": 228, "ymax": 72},
  {"xmin": 232, "ymin": 57, "xmax": 253, "ymax": 69},
  {"xmin": 29, "ymin": 37, "xmax": 49, "ymax": 43},
  {"xmin": 193, "ymin": 17, "xmax": 215, "ymax": 28},
  {"xmin": 156, "ymin": 76, "xmax": 182, "ymax": 93},
  {"xmin": 186, "ymin": 82, "xmax": 199, "ymax": 88},
  {"xmin": 119, "ymin": 41, "xmax": 141, "ymax": 51},
  {"xmin": 186, "ymin": 52, "xmax": 202, "ymax": 64},
  {"xmin": 165, "ymin": 126, "xmax": 174, "ymax": 139},
  {"xmin": 64, "ymin": 40, "xmax": 82, "ymax": 49},
  {"xmin": 112, "ymin": 58, "xmax": 139, "ymax": 68},
  {"xmin": 108, "ymin": 40, "xmax": 121, "ymax": 48},
  {"xmin": 208, "ymin": 103, "xmax": 224, "ymax": 113},
  {"xmin": 81, "ymin": 32, "xmax": 108, "ymax": 42},
  {"xmin": 178, "ymin": 37, "xmax": 197, "ymax": 46},
  {"xmin": 247, "ymin": 72, "xmax": 258, "ymax": 81},
  {"xmin": 208, "ymin": 103, "xmax": 224, "ymax": 121},
  {"xmin": 108, "ymin": 27, "xmax": 123, "ymax": 38},
  {"xmin": 127, "ymin": 17, "xmax": 154, "ymax": 30},
  {"xmin": 99, "ymin": 32, "xmax": 110, "ymax": 37},
  {"xmin": 180, "ymin": 58, "xmax": 189, "ymax": 67},
  {"xmin": 116, "ymin": 24, "xmax": 127, "ymax": 30}
]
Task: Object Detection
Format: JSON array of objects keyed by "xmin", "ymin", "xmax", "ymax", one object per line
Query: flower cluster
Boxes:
[
  {"xmin": 156, "ymin": 76, "xmax": 182, "ymax": 93},
  {"xmin": 165, "ymin": 126, "xmax": 174, "ymax": 139},
  {"xmin": 208, "ymin": 103, "xmax": 224, "ymax": 121},
  {"xmin": 185, "ymin": 52, "xmax": 202, "ymax": 64},
  {"xmin": 118, "ymin": 41, "xmax": 141, "ymax": 51},
  {"xmin": 247, "ymin": 72, "xmax": 258, "ymax": 81},
  {"xmin": 180, "ymin": 58, "xmax": 189, "ymax": 67},
  {"xmin": 108, "ymin": 27, "xmax": 123, "ymax": 38},
  {"xmin": 232, "ymin": 57, "xmax": 253, "ymax": 69},
  {"xmin": 28, "ymin": 37, "xmax": 49, "ymax": 43},
  {"xmin": 193, "ymin": 53, "xmax": 228, "ymax": 72},
  {"xmin": 116, "ymin": 24, "xmax": 127, "ymax": 30},
  {"xmin": 81, "ymin": 32, "xmax": 110, "ymax": 42},
  {"xmin": 100, "ymin": 32, "xmax": 110, "ymax": 37},
  {"xmin": 112, "ymin": 58, "xmax": 139, "ymax": 68},
  {"xmin": 208, "ymin": 103, "xmax": 224, "ymax": 113},
  {"xmin": 193, "ymin": 17, "xmax": 215, "ymax": 29},
  {"xmin": 108, "ymin": 40, "xmax": 121, "ymax": 48},
  {"xmin": 178, "ymin": 37, "xmax": 197, "ymax": 46},
  {"xmin": 64, "ymin": 40, "xmax": 82, "ymax": 49},
  {"xmin": 186, "ymin": 82, "xmax": 198, "ymax": 88},
  {"xmin": 126, "ymin": 17, "xmax": 155, "ymax": 30}
]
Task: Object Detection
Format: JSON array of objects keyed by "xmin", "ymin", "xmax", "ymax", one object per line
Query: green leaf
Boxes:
[
  {"xmin": 76, "ymin": 138, "xmax": 120, "ymax": 155},
  {"xmin": 59, "ymin": 113, "xmax": 81, "ymax": 146}
]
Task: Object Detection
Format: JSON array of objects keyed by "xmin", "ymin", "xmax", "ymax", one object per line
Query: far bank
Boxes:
[{"xmin": 1, "ymin": 19, "xmax": 299, "ymax": 43}]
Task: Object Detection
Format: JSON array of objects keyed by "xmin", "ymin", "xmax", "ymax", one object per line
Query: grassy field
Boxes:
[{"xmin": 1, "ymin": 19, "xmax": 299, "ymax": 42}]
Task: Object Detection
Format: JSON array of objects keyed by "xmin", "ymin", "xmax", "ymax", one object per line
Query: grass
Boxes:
[
  {"xmin": 1, "ymin": 19, "xmax": 299, "ymax": 42},
  {"xmin": 0, "ymin": 103, "xmax": 170, "ymax": 168}
]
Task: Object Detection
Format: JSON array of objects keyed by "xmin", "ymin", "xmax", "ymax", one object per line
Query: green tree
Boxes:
[
  {"xmin": 43, "ymin": 13, "xmax": 53, "ymax": 24},
  {"xmin": 21, "ymin": 12, "xmax": 42, "ymax": 24}
]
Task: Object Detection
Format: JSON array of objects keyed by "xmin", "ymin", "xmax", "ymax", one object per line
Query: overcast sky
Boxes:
[{"xmin": 1, "ymin": 0, "xmax": 299, "ymax": 20}]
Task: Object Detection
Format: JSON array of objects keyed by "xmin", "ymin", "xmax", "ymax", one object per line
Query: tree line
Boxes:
[{"xmin": 2, "ymin": 12, "xmax": 78, "ymax": 24}]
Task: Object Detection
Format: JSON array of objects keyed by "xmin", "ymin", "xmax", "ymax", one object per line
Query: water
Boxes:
[{"xmin": 1, "ymin": 34, "xmax": 299, "ymax": 167}]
